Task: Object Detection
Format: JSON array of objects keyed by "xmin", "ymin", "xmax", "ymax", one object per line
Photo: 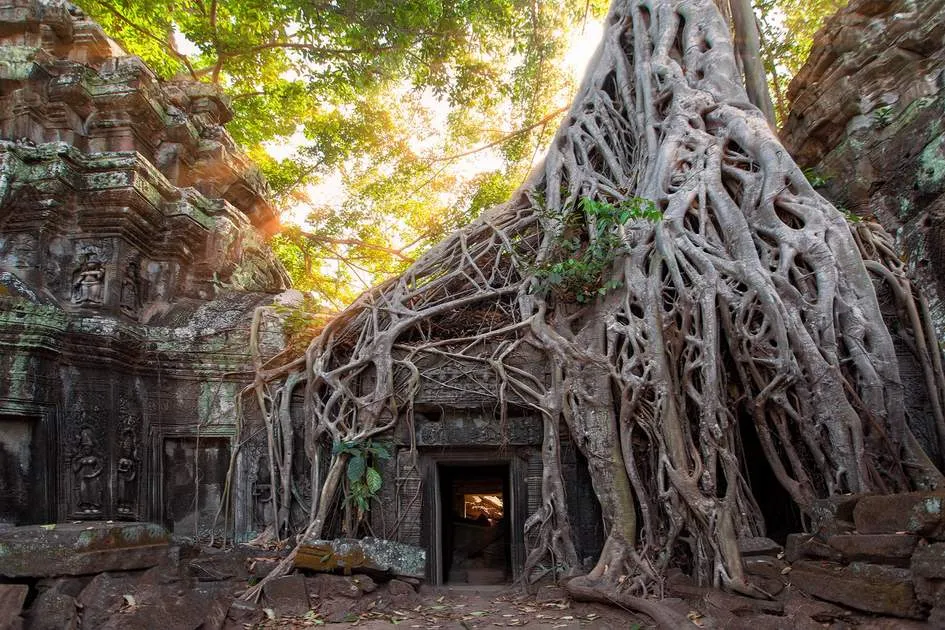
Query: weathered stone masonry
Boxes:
[{"xmin": 0, "ymin": 0, "xmax": 291, "ymax": 537}]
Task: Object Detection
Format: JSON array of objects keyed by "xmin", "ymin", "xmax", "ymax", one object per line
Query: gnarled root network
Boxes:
[{"xmin": 235, "ymin": 0, "xmax": 945, "ymax": 617}]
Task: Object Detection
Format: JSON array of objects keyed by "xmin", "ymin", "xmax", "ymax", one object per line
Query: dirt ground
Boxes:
[{"xmin": 250, "ymin": 583, "xmax": 652, "ymax": 629}]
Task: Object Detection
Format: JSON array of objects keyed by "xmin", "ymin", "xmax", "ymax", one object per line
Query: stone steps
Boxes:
[{"xmin": 777, "ymin": 491, "xmax": 945, "ymax": 623}]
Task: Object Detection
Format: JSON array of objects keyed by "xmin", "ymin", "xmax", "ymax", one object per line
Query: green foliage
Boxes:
[
  {"xmin": 332, "ymin": 438, "xmax": 392, "ymax": 512},
  {"xmin": 532, "ymin": 197, "xmax": 660, "ymax": 303},
  {"xmin": 85, "ymin": 0, "xmax": 606, "ymax": 309},
  {"xmin": 802, "ymin": 167, "xmax": 830, "ymax": 189},
  {"xmin": 841, "ymin": 208, "xmax": 861, "ymax": 224},
  {"xmin": 872, "ymin": 105, "xmax": 894, "ymax": 128},
  {"xmin": 753, "ymin": 0, "xmax": 846, "ymax": 123},
  {"xmin": 271, "ymin": 294, "xmax": 331, "ymax": 352}
]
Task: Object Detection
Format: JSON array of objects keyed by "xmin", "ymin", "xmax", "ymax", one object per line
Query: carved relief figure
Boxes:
[
  {"xmin": 71, "ymin": 259, "xmax": 105, "ymax": 305},
  {"xmin": 120, "ymin": 259, "xmax": 141, "ymax": 316},
  {"xmin": 8, "ymin": 234, "xmax": 37, "ymax": 269},
  {"xmin": 73, "ymin": 429, "xmax": 103, "ymax": 515},
  {"xmin": 116, "ymin": 428, "xmax": 138, "ymax": 516}
]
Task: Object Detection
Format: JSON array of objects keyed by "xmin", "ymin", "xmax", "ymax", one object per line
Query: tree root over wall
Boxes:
[{"xmin": 237, "ymin": 0, "xmax": 945, "ymax": 624}]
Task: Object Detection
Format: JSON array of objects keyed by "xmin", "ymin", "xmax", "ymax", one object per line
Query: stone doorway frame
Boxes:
[
  {"xmin": 151, "ymin": 425, "xmax": 237, "ymax": 536},
  {"xmin": 422, "ymin": 450, "xmax": 527, "ymax": 585},
  {"xmin": 0, "ymin": 398, "xmax": 57, "ymax": 524}
]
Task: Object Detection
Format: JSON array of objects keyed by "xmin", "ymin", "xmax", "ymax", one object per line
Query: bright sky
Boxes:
[{"xmin": 272, "ymin": 18, "xmax": 605, "ymax": 227}]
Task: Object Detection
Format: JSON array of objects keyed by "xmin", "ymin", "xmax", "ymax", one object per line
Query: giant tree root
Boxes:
[
  {"xmin": 566, "ymin": 576, "xmax": 697, "ymax": 628},
  {"xmin": 237, "ymin": 0, "xmax": 945, "ymax": 605}
]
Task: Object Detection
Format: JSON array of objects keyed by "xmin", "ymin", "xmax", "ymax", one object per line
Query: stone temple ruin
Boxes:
[
  {"xmin": 0, "ymin": 1, "xmax": 605, "ymax": 587},
  {"xmin": 3, "ymin": 2, "xmax": 945, "ymax": 627},
  {"xmin": 370, "ymin": 378, "xmax": 604, "ymax": 585},
  {"xmin": 0, "ymin": 0, "xmax": 291, "ymax": 539}
]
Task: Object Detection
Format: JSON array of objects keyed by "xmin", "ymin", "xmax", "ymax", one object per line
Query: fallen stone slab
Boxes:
[
  {"xmin": 789, "ymin": 560, "xmax": 923, "ymax": 619},
  {"xmin": 826, "ymin": 533, "xmax": 917, "ymax": 567},
  {"xmin": 295, "ymin": 537, "xmax": 425, "ymax": 579},
  {"xmin": 853, "ymin": 492, "xmax": 945, "ymax": 537},
  {"xmin": 785, "ymin": 533, "xmax": 842, "ymax": 563},
  {"xmin": 0, "ymin": 522, "xmax": 170, "ymax": 578}
]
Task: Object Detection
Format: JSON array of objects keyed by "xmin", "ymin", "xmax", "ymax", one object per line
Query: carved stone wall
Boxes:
[{"xmin": 0, "ymin": 0, "xmax": 290, "ymax": 538}]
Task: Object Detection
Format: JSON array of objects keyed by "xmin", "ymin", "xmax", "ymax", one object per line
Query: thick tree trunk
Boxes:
[
  {"xmin": 727, "ymin": 0, "xmax": 777, "ymax": 125},
  {"xmin": 246, "ymin": 0, "xmax": 944, "ymax": 605}
]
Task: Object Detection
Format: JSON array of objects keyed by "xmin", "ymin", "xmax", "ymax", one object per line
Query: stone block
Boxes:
[
  {"xmin": 226, "ymin": 598, "xmax": 263, "ymax": 625},
  {"xmin": 826, "ymin": 533, "xmax": 917, "ymax": 566},
  {"xmin": 0, "ymin": 584, "xmax": 28, "ymax": 630},
  {"xmin": 785, "ymin": 533, "xmax": 842, "ymax": 563},
  {"xmin": 736, "ymin": 537, "xmax": 782, "ymax": 557},
  {"xmin": 385, "ymin": 579, "xmax": 418, "ymax": 605},
  {"xmin": 853, "ymin": 492, "xmax": 945, "ymax": 537},
  {"xmin": 295, "ymin": 537, "xmax": 425, "ymax": 579},
  {"xmin": 24, "ymin": 590, "xmax": 77, "ymax": 630},
  {"xmin": 743, "ymin": 556, "xmax": 788, "ymax": 596},
  {"xmin": 23, "ymin": 577, "xmax": 87, "ymax": 630},
  {"xmin": 263, "ymin": 574, "xmax": 310, "ymax": 618},
  {"xmin": 912, "ymin": 542, "xmax": 945, "ymax": 579},
  {"xmin": 788, "ymin": 560, "xmax": 923, "ymax": 619},
  {"xmin": 813, "ymin": 493, "xmax": 865, "ymax": 523},
  {"xmin": 75, "ymin": 572, "xmax": 140, "ymax": 630},
  {"xmin": 0, "ymin": 522, "xmax": 169, "ymax": 578},
  {"xmin": 306, "ymin": 573, "xmax": 374, "ymax": 599}
]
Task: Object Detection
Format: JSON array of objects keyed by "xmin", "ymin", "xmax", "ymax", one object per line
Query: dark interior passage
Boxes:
[
  {"xmin": 439, "ymin": 463, "xmax": 510, "ymax": 584},
  {"xmin": 0, "ymin": 415, "xmax": 42, "ymax": 526},
  {"xmin": 738, "ymin": 409, "xmax": 803, "ymax": 543}
]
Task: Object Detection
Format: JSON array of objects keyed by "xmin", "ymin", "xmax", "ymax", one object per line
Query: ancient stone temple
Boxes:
[
  {"xmin": 361, "ymin": 349, "xmax": 605, "ymax": 585},
  {"xmin": 0, "ymin": 0, "xmax": 291, "ymax": 537},
  {"xmin": 781, "ymin": 0, "xmax": 945, "ymax": 337}
]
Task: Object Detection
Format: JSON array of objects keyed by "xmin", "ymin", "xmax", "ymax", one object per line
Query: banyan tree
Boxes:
[{"xmin": 242, "ymin": 0, "xmax": 945, "ymax": 618}]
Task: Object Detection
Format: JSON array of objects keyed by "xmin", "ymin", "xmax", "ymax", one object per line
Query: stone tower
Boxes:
[{"xmin": 0, "ymin": 0, "xmax": 292, "ymax": 538}]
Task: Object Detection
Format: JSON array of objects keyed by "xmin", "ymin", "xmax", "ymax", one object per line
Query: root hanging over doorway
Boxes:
[{"xmin": 238, "ymin": 0, "xmax": 945, "ymax": 613}]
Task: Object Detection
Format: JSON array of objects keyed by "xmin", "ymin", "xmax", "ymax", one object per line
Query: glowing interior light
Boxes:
[{"xmin": 463, "ymin": 493, "xmax": 504, "ymax": 522}]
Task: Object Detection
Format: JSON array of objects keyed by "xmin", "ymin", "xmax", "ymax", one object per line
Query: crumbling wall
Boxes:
[{"xmin": 0, "ymin": 0, "xmax": 293, "ymax": 538}]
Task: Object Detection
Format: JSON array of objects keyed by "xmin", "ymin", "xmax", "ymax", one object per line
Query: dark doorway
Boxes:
[
  {"xmin": 738, "ymin": 409, "xmax": 803, "ymax": 543},
  {"xmin": 438, "ymin": 463, "xmax": 510, "ymax": 584},
  {"xmin": 0, "ymin": 415, "xmax": 40, "ymax": 525},
  {"xmin": 162, "ymin": 437, "xmax": 230, "ymax": 536}
]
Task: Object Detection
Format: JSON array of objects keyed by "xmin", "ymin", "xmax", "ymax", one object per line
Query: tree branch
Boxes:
[
  {"xmin": 295, "ymin": 231, "xmax": 416, "ymax": 263},
  {"xmin": 427, "ymin": 105, "xmax": 568, "ymax": 164},
  {"xmin": 86, "ymin": 0, "xmax": 199, "ymax": 80}
]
